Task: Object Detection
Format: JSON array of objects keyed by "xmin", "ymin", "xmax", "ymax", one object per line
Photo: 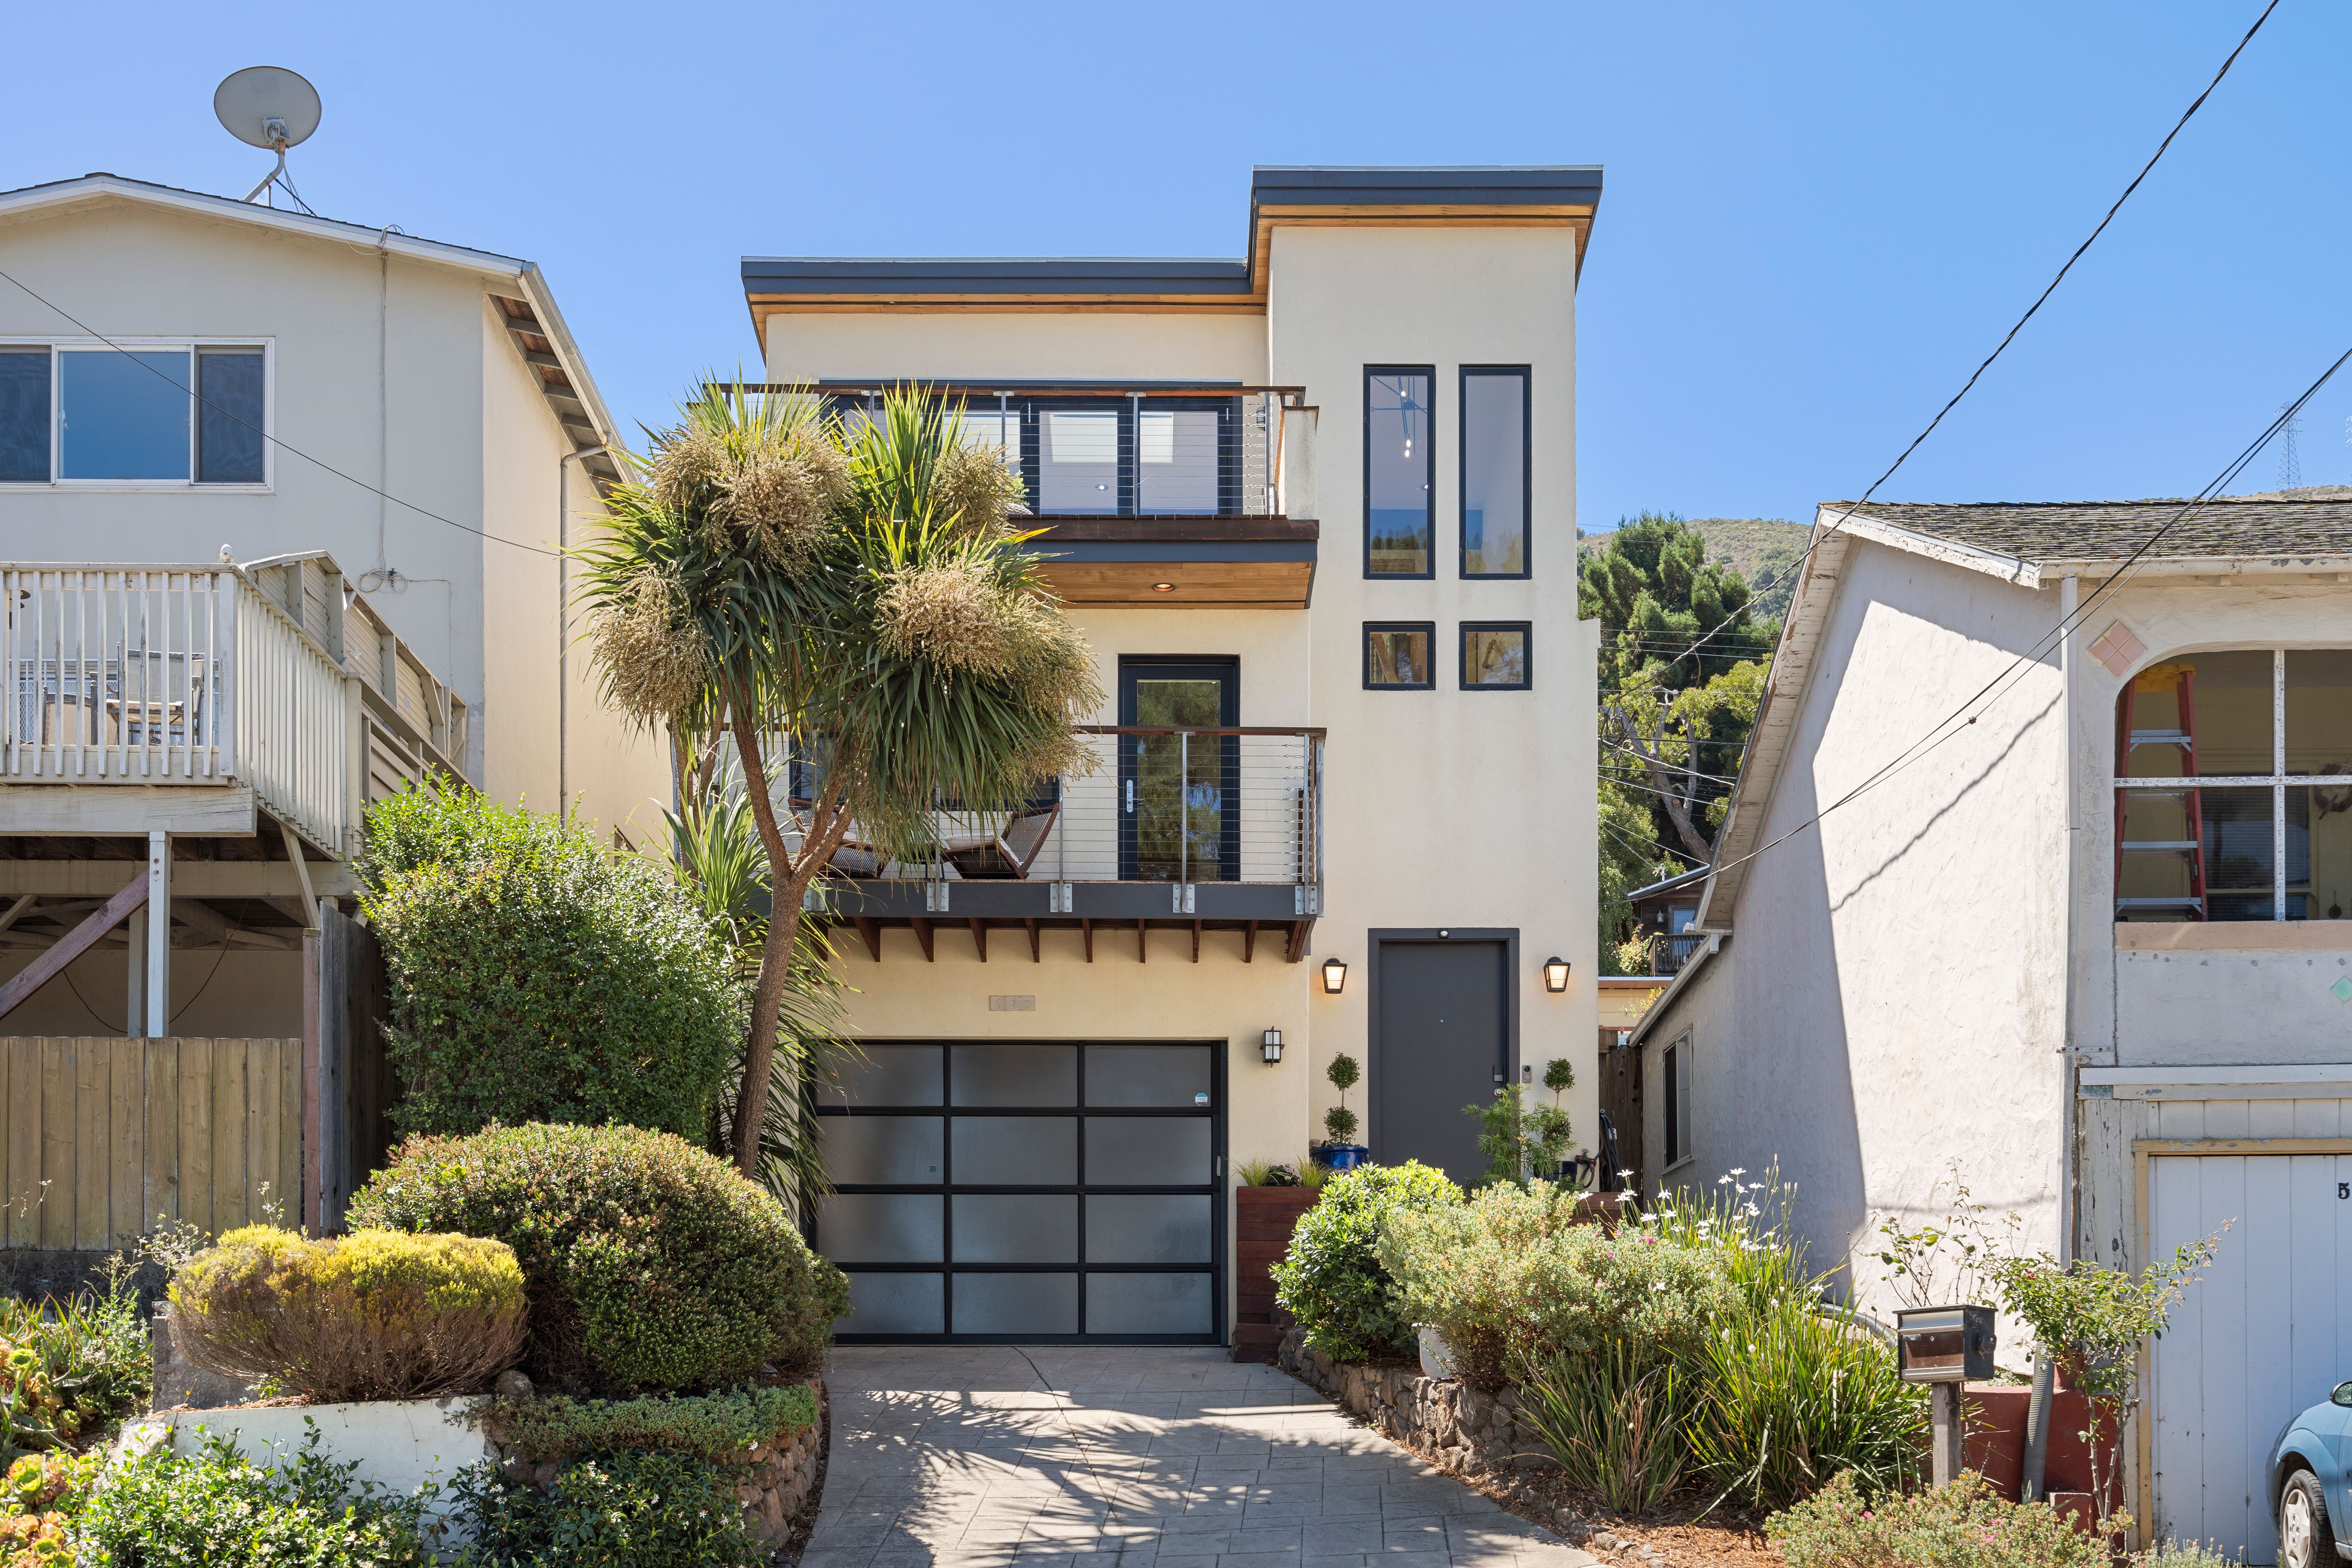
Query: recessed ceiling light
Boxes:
[{"xmin": 1152, "ymin": 582, "xmax": 1176, "ymax": 593}]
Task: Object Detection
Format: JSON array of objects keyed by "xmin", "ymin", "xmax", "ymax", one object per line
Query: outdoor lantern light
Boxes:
[
  {"xmin": 1543, "ymin": 956, "xmax": 1571, "ymax": 992},
  {"xmin": 1321, "ymin": 957, "xmax": 1347, "ymax": 995},
  {"xmin": 1261, "ymin": 1028, "xmax": 1284, "ymax": 1064}
]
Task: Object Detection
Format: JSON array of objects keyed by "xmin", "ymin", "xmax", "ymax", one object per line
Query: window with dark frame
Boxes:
[
  {"xmin": 1460, "ymin": 368, "xmax": 1528, "ymax": 578},
  {"xmin": 2114, "ymin": 647, "xmax": 2352, "ymax": 922},
  {"xmin": 1460, "ymin": 622, "xmax": 1530, "ymax": 690},
  {"xmin": 0, "ymin": 342, "xmax": 268, "ymax": 485},
  {"xmin": 1364, "ymin": 368, "xmax": 1434, "ymax": 577},
  {"xmin": 1364, "ymin": 622, "xmax": 1435, "ymax": 690},
  {"xmin": 1663, "ymin": 1037, "xmax": 1691, "ymax": 1166}
]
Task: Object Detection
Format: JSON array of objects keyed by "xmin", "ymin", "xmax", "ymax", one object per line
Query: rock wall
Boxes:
[
  {"xmin": 483, "ymin": 1377, "xmax": 826, "ymax": 1552},
  {"xmin": 1276, "ymin": 1329, "xmax": 1555, "ymax": 1474}
]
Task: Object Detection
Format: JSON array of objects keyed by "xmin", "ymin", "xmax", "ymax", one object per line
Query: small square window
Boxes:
[
  {"xmin": 1460, "ymin": 622, "xmax": 1530, "ymax": 690},
  {"xmin": 1364, "ymin": 622, "xmax": 1434, "ymax": 690}
]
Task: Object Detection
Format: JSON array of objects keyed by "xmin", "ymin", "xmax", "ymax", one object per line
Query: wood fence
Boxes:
[{"xmin": 1, "ymin": 1038, "xmax": 302, "ymax": 1251}]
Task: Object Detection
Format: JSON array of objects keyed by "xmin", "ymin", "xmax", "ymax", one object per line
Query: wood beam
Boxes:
[
  {"xmin": 1081, "ymin": 919, "xmax": 1093, "ymax": 963},
  {"xmin": 1191, "ymin": 921, "xmax": 1201, "ymax": 963},
  {"xmin": 0, "ymin": 874, "xmax": 146, "ymax": 1023},
  {"xmin": 1285, "ymin": 921, "xmax": 1310, "ymax": 963},
  {"xmin": 170, "ymin": 898, "xmax": 297, "ymax": 951},
  {"xmin": 969, "ymin": 919, "xmax": 988, "ymax": 963},
  {"xmin": 1025, "ymin": 919, "xmax": 1040, "ymax": 963},
  {"xmin": 852, "ymin": 917, "xmax": 882, "ymax": 962},
  {"xmin": 1243, "ymin": 920, "xmax": 1257, "ymax": 963},
  {"xmin": 1137, "ymin": 920, "xmax": 1147, "ymax": 964},
  {"xmin": 0, "ymin": 784, "xmax": 256, "ymax": 836},
  {"xmin": 910, "ymin": 918, "xmax": 934, "ymax": 963},
  {"xmin": 0, "ymin": 861, "xmax": 356, "ymax": 899},
  {"xmin": 0, "ymin": 894, "xmax": 33, "ymax": 936}
]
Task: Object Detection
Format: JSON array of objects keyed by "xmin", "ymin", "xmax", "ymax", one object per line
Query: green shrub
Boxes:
[
  {"xmin": 1518, "ymin": 1340, "xmax": 1688, "ymax": 1515},
  {"xmin": 445, "ymin": 1448, "xmax": 762, "ymax": 1567},
  {"xmin": 1767, "ymin": 1470, "xmax": 2104, "ymax": 1568},
  {"xmin": 1379, "ymin": 1179, "xmax": 1737, "ymax": 1387},
  {"xmin": 1270, "ymin": 1162, "xmax": 1461, "ymax": 1363},
  {"xmin": 485, "ymin": 1383, "xmax": 817, "ymax": 1466},
  {"xmin": 167, "ymin": 1225, "xmax": 527, "ymax": 1402},
  {"xmin": 75, "ymin": 1426, "xmax": 434, "ymax": 1568},
  {"xmin": 347, "ymin": 1123, "xmax": 850, "ymax": 1394},
  {"xmin": 358, "ymin": 788, "xmax": 746, "ymax": 1140},
  {"xmin": 0, "ymin": 1266, "xmax": 151, "ymax": 1455}
]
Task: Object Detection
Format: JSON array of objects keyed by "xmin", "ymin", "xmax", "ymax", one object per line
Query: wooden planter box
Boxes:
[{"xmin": 1233, "ymin": 1186, "xmax": 1319, "ymax": 1363}]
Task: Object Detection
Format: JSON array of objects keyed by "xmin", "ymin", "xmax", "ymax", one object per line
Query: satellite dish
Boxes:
[{"xmin": 213, "ymin": 67, "xmax": 322, "ymax": 150}]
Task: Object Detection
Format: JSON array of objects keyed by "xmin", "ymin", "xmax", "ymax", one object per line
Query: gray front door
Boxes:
[
  {"xmin": 816, "ymin": 1041, "xmax": 1224, "ymax": 1342},
  {"xmin": 1373, "ymin": 939, "xmax": 1511, "ymax": 1185}
]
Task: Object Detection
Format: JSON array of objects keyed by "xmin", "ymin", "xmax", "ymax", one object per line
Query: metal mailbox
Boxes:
[{"xmin": 1894, "ymin": 1305, "xmax": 1996, "ymax": 1384}]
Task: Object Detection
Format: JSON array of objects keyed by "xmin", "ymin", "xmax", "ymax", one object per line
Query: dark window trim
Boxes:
[
  {"xmin": 1458, "ymin": 366, "xmax": 1531, "ymax": 580},
  {"xmin": 1363, "ymin": 365, "xmax": 1436, "ymax": 580},
  {"xmin": 1364, "ymin": 929, "xmax": 1521, "ymax": 1177},
  {"xmin": 1363, "ymin": 622, "xmax": 1437, "ymax": 691},
  {"xmin": 1460, "ymin": 621, "xmax": 1532, "ymax": 691},
  {"xmin": 814, "ymin": 1039, "xmax": 1226, "ymax": 1343}
]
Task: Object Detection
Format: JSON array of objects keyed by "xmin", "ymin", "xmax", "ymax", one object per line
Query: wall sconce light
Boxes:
[
  {"xmin": 1543, "ymin": 956, "xmax": 1571, "ymax": 993},
  {"xmin": 1261, "ymin": 1028, "xmax": 1284, "ymax": 1064},
  {"xmin": 1321, "ymin": 957, "xmax": 1348, "ymax": 995}
]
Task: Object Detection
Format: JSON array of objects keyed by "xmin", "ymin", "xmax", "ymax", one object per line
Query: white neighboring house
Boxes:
[
  {"xmin": 0, "ymin": 174, "xmax": 668, "ymax": 1234},
  {"xmin": 1629, "ymin": 497, "xmax": 2352, "ymax": 1561}
]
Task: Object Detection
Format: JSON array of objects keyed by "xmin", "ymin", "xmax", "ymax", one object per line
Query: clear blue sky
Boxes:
[{"xmin": 8, "ymin": 1, "xmax": 2346, "ymax": 536}]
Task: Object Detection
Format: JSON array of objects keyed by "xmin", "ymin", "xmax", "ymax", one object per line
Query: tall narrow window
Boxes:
[
  {"xmin": 197, "ymin": 348, "xmax": 265, "ymax": 484},
  {"xmin": 0, "ymin": 349, "xmax": 47, "ymax": 483},
  {"xmin": 1663, "ymin": 1038, "xmax": 1692, "ymax": 1167},
  {"xmin": 1460, "ymin": 368, "xmax": 1528, "ymax": 577},
  {"xmin": 1365, "ymin": 368, "xmax": 1433, "ymax": 577}
]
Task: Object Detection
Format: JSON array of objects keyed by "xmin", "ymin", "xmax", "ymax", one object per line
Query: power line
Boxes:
[
  {"xmin": 0, "ymin": 262, "xmax": 565, "ymax": 560},
  {"xmin": 1632, "ymin": 0, "xmax": 2283, "ymax": 689},
  {"xmin": 1705, "ymin": 340, "xmax": 2352, "ymax": 891}
]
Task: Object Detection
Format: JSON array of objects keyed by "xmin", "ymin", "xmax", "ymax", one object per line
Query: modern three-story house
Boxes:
[{"xmin": 748, "ymin": 165, "xmax": 1604, "ymax": 1348}]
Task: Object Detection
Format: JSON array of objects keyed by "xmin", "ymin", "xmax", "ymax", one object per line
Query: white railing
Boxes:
[{"xmin": 2, "ymin": 566, "xmax": 353, "ymax": 855}]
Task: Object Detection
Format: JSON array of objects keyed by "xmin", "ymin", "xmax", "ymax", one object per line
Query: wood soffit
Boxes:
[{"xmin": 746, "ymin": 206, "xmax": 1595, "ymax": 325}]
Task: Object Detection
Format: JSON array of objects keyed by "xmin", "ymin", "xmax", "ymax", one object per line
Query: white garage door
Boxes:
[{"xmin": 2149, "ymin": 1153, "xmax": 2352, "ymax": 1563}]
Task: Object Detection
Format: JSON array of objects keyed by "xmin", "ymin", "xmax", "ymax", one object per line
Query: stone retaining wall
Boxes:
[
  {"xmin": 483, "ymin": 1377, "xmax": 826, "ymax": 1553},
  {"xmin": 1276, "ymin": 1328, "xmax": 1555, "ymax": 1474}
]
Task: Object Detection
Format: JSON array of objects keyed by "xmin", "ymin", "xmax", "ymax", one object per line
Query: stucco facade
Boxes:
[{"xmin": 754, "ymin": 167, "xmax": 1602, "ymax": 1342}]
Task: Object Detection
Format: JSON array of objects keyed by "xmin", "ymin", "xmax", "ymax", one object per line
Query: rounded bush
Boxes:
[
  {"xmin": 347, "ymin": 1123, "xmax": 851, "ymax": 1394},
  {"xmin": 357, "ymin": 788, "xmax": 746, "ymax": 1140},
  {"xmin": 1270, "ymin": 1161, "xmax": 1461, "ymax": 1364},
  {"xmin": 168, "ymin": 1225, "xmax": 526, "ymax": 1401}
]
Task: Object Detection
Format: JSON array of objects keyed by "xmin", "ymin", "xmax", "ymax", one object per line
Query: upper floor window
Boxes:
[
  {"xmin": 1460, "ymin": 368, "xmax": 1528, "ymax": 577},
  {"xmin": 2114, "ymin": 647, "xmax": 2352, "ymax": 922},
  {"xmin": 0, "ymin": 342, "xmax": 268, "ymax": 486},
  {"xmin": 1365, "ymin": 368, "xmax": 1433, "ymax": 577}
]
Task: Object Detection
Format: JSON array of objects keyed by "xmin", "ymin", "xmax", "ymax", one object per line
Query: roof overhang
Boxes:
[
  {"xmin": 1022, "ymin": 517, "xmax": 1316, "ymax": 609},
  {"xmin": 742, "ymin": 164, "xmax": 1601, "ymax": 334},
  {"xmin": 1627, "ymin": 932, "xmax": 1723, "ymax": 1048},
  {"xmin": 0, "ymin": 174, "xmax": 622, "ymax": 489}
]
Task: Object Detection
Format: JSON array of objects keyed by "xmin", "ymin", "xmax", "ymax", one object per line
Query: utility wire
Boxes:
[
  {"xmin": 1632, "ymin": 0, "xmax": 2283, "ymax": 689},
  {"xmin": 0, "ymin": 263, "xmax": 565, "ymax": 559},
  {"xmin": 1704, "ymin": 340, "xmax": 2352, "ymax": 891}
]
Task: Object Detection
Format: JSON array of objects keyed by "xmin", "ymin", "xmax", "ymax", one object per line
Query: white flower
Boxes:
[
  {"xmin": 1729, "ymin": 1167, "xmax": 1747, "ymax": 1176},
  {"xmin": 1717, "ymin": 1175, "xmax": 1733, "ymax": 1186}
]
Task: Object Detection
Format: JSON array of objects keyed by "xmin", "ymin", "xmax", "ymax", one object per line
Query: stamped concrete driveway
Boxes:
[{"xmin": 804, "ymin": 1346, "xmax": 1592, "ymax": 1568}]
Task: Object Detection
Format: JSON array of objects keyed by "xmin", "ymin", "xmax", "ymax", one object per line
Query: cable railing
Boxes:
[
  {"xmin": 793, "ymin": 726, "xmax": 1326, "ymax": 914},
  {"xmin": 808, "ymin": 383, "xmax": 1311, "ymax": 520}
]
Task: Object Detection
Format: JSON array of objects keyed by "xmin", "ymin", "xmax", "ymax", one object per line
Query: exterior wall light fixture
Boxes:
[
  {"xmin": 1261, "ymin": 1028, "xmax": 1284, "ymax": 1064},
  {"xmin": 1543, "ymin": 957, "xmax": 1571, "ymax": 992},
  {"xmin": 1321, "ymin": 957, "xmax": 1347, "ymax": 995}
]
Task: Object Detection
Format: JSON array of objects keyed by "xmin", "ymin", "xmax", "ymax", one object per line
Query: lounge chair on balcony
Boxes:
[{"xmin": 942, "ymin": 799, "xmax": 1062, "ymax": 880}]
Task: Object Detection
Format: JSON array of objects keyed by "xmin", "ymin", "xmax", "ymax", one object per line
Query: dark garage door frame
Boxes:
[
  {"xmin": 1367, "ymin": 930, "xmax": 1519, "ymax": 1181},
  {"xmin": 817, "ymin": 1039, "xmax": 1227, "ymax": 1346}
]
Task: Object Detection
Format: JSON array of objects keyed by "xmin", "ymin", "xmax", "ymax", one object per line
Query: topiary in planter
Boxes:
[
  {"xmin": 346, "ymin": 1122, "xmax": 850, "ymax": 1395},
  {"xmin": 168, "ymin": 1226, "xmax": 527, "ymax": 1402}
]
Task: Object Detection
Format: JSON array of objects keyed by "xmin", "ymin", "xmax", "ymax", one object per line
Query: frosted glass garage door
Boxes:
[{"xmin": 816, "ymin": 1042, "xmax": 1221, "ymax": 1342}]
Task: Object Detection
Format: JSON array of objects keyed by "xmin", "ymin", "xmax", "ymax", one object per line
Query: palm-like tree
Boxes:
[{"xmin": 578, "ymin": 382, "xmax": 1100, "ymax": 1179}]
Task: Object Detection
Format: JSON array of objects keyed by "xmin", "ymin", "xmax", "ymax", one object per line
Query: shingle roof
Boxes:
[{"xmin": 1827, "ymin": 498, "xmax": 2352, "ymax": 566}]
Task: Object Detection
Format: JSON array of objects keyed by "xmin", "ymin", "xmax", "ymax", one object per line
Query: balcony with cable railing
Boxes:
[
  {"xmin": 800, "ymin": 381, "xmax": 1322, "ymax": 609},
  {"xmin": 799, "ymin": 725, "xmax": 1325, "ymax": 964}
]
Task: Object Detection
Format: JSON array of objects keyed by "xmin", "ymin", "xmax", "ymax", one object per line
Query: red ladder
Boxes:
[{"xmin": 2114, "ymin": 663, "xmax": 2208, "ymax": 920}]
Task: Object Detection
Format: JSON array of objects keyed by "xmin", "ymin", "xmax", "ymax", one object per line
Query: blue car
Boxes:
[{"xmin": 2272, "ymin": 1382, "xmax": 2352, "ymax": 1568}]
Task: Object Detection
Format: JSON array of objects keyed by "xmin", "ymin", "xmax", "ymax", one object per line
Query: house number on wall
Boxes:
[{"xmin": 2339, "ymin": 1182, "xmax": 2348, "ymax": 1199}]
